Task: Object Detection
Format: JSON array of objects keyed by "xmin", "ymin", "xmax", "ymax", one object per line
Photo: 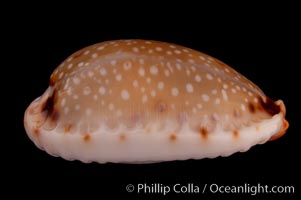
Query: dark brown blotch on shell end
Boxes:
[
  {"xmin": 40, "ymin": 90, "xmax": 60, "ymax": 126},
  {"xmin": 259, "ymin": 97, "xmax": 280, "ymax": 116},
  {"xmin": 34, "ymin": 128, "xmax": 39, "ymax": 137},
  {"xmin": 49, "ymin": 76, "xmax": 55, "ymax": 86},
  {"xmin": 248, "ymin": 103, "xmax": 256, "ymax": 113},
  {"xmin": 169, "ymin": 134, "xmax": 177, "ymax": 142},
  {"xmin": 248, "ymin": 96, "xmax": 281, "ymax": 116},
  {"xmin": 200, "ymin": 127, "xmax": 208, "ymax": 139},
  {"xmin": 119, "ymin": 133, "xmax": 126, "ymax": 141},
  {"xmin": 233, "ymin": 130, "xmax": 239, "ymax": 138},
  {"xmin": 83, "ymin": 134, "xmax": 91, "ymax": 142}
]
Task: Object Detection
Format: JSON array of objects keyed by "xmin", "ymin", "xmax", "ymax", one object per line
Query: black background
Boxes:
[{"xmin": 6, "ymin": 3, "xmax": 299, "ymax": 199}]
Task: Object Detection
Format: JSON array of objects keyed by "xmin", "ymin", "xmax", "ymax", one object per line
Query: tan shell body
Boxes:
[{"xmin": 24, "ymin": 40, "xmax": 288, "ymax": 163}]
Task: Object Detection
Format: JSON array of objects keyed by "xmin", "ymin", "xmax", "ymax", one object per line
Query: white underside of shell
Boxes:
[{"xmin": 25, "ymin": 110, "xmax": 284, "ymax": 164}]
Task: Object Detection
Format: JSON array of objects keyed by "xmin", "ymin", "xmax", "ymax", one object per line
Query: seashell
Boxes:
[{"xmin": 24, "ymin": 40, "xmax": 288, "ymax": 163}]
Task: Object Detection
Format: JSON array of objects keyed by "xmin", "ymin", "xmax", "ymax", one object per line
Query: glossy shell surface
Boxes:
[{"xmin": 24, "ymin": 40, "xmax": 288, "ymax": 163}]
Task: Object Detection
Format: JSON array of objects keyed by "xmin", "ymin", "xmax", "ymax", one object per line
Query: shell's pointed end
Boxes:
[{"xmin": 269, "ymin": 100, "xmax": 289, "ymax": 141}]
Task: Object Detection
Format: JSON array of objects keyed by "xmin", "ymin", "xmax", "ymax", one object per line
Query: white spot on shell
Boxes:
[
  {"xmin": 123, "ymin": 61, "xmax": 132, "ymax": 70},
  {"xmin": 78, "ymin": 62, "xmax": 84, "ymax": 67},
  {"xmin": 132, "ymin": 47, "xmax": 139, "ymax": 52},
  {"xmin": 98, "ymin": 86, "xmax": 106, "ymax": 95},
  {"xmin": 133, "ymin": 80, "xmax": 139, "ymax": 88},
  {"xmin": 222, "ymin": 89, "xmax": 228, "ymax": 101},
  {"xmin": 150, "ymin": 90, "xmax": 156, "ymax": 97},
  {"xmin": 195, "ymin": 74, "xmax": 201, "ymax": 82},
  {"xmin": 61, "ymin": 98, "xmax": 66, "ymax": 107},
  {"xmin": 166, "ymin": 62, "xmax": 173, "ymax": 73},
  {"xmin": 121, "ymin": 90, "xmax": 130, "ymax": 100},
  {"xmin": 75, "ymin": 104, "xmax": 80, "ymax": 110},
  {"xmin": 150, "ymin": 65, "xmax": 158, "ymax": 75},
  {"xmin": 116, "ymin": 74, "xmax": 122, "ymax": 81},
  {"xmin": 93, "ymin": 94, "xmax": 98, "ymax": 101},
  {"xmin": 146, "ymin": 77, "xmax": 151, "ymax": 83},
  {"xmin": 188, "ymin": 59, "xmax": 195, "ymax": 64},
  {"xmin": 176, "ymin": 63, "xmax": 182, "ymax": 70},
  {"xmin": 73, "ymin": 77, "xmax": 80, "ymax": 85},
  {"xmin": 186, "ymin": 83, "xmax": 194, "ymax": 93},
  {"xmin": 166, "ymin": 51, "xmax": 172, "ymax": 55},
  {"xmin": 155, "ymin": 47, "xmax": 162, "ymax": 51},
  {"xmin": 215, "ymin": 98, "xmax": 221, "ymax": 104},
  {"xmin": 110, "ymin": 60, "xmax": 117, "ymax": 66},
  {"xmin": 92, "ymin": 53, "xmax": 98, "ymax": 58},
  {"xmin": 97, "ymin": 46, "xmax": 105, "ymax": 50},
  {"xmin": 183, "ymin": 48, "xmax": 189, "ymax": 53},
  {"xmin": 138, "ymin": 59, "xmax": 144, "ymax": 65},
  {"xmin": 59, "ymin": 72, "xmax": 64, "ymax": 79},
  {"xmin": 241, "ymin": 104, "xmax": 246, "ymax": 111},
  {"xmin": 171, "ymin": 87, "xmax": 179, "ymax": 96},
  {"xmin": 83, "ymin": 87, "xmax": 91, "ymax": 95},
  {"xmin": 138, "ymin": 67, "xmax": 145, "ymax": 77},
  {"xmin": 174, "ymin": 50, "xmax": 181, "ymax": 54},
  {"xmin": 64, "ymin": 107, "xmax": 69, "ymax": 115},
  {"xmin": 199, "ymin": 56, "xmax": 205, "ymax": 61},
  {"xmin": 211, "ymin": 89, "xmax": 217, "ymax": 95},
  {"xmin": 186, "ymin": 69, "xmax": 191, "ymax": 76},
  {"xmin": 202, "ymin": 94, "xmax": 210, "ymax": 102},
  {"xmin": 164, "ymin": 69, "xmax": 170, "ymax": 77},
  {"xmin": 206, "ymin": 73, "xmax": 213, "ymax": 80},
  {"xmin": 197, "ymin": 103, "xmax": 203, "ymax": 109},
  {"xmin": 88, "ymin": 71, "xmax": 94, "ymax": 77},
  {"xmin": 67, "ymin": 57, "xmax": 73, "ymax": 62},
  {"xmin": 99, "ymin": 68, "xmax": 107, "ymax": 76},
  {"xmin": 158, "ymin": 81, "xmax": 164, "ymax": 90}
]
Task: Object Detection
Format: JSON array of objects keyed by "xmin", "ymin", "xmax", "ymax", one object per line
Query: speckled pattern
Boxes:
[{"xmin": 24, "ymin": 40, "xmax": 288, "ymax": 163}]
